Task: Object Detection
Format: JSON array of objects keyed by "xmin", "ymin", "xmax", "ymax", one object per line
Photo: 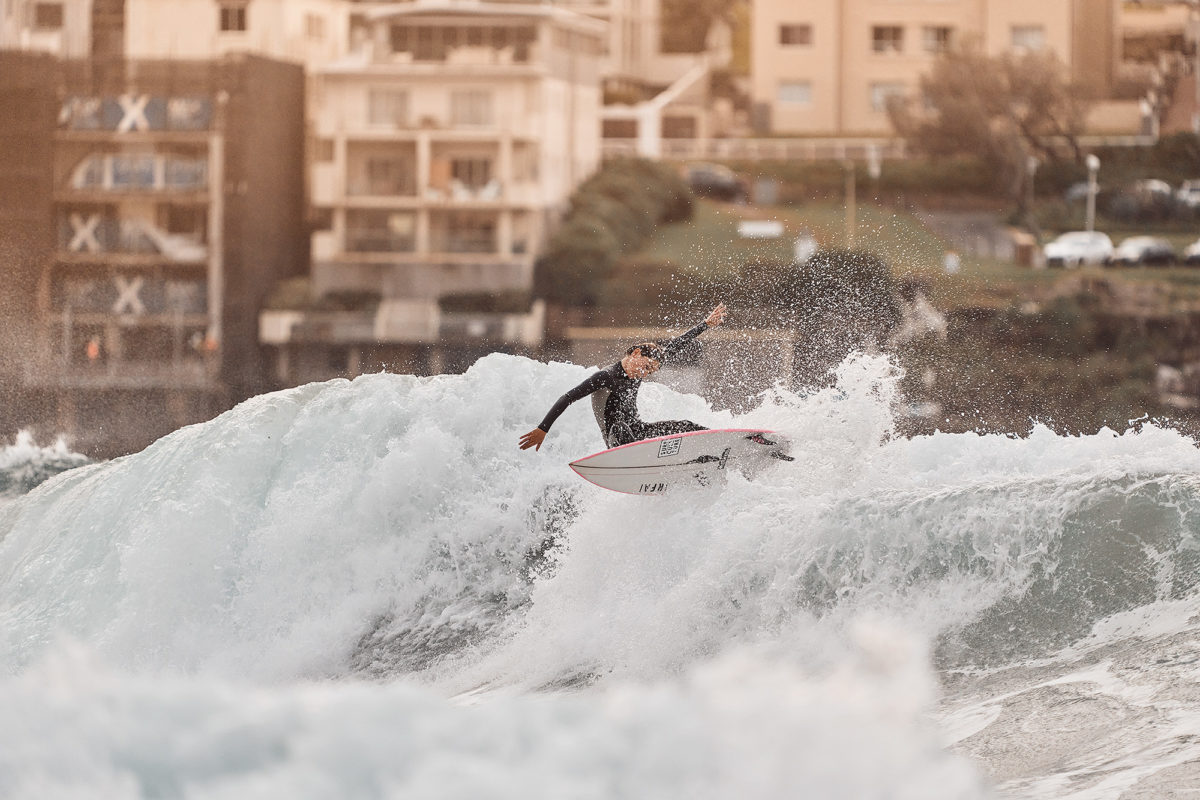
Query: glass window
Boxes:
[
  {"xmin": 33, "ymin": 2, "xmax": 64, "ymax": 30},
  {"xmin": 451, "ymin": 158, "xmax": 492, "ymax": 189},
  {"xmin": 365, "ymin": 158, "xmax": 414, "ymax": 196},
  {"xmin": 346, "ymin": 210, "xmax": 415, "ymax": 253},
  {"xmin": 390, "ymin": 25, "xmax": 413, "ymax": 55},
  {"xmin": 1011, "ymin": 25, "xmax": 1045, "ymax": 52},
  {"xmin": 368, "ymin": 89, "xmax": 408, "ymax": 127},
  {"xmin": 872, "ymin": 25, "xmax": 903, "ymax": 54},
  {"xmin": 218, "ymin": 2, "xmax": 247, "ymax": 33},
  {"xmin": 777, "ymin": 81, "xmax": 812, "ymax": 106},
  {"xmin": 869, "ymin": 83, "xmax": 905, "ymax": 112},
  {"xmin": 450, "ymin": 90, "xmax": 493, "ymax": 126},
  {"xmin": 305, "ymin": 14, "xmax": 324, "ymax": 40},
  {"xmin": 779, "ymin": 24, "xmax": 812, "ymax": 46},
  {"xmin": 922, "ymin": 26, "xmax": 952, "ymax": 54}
]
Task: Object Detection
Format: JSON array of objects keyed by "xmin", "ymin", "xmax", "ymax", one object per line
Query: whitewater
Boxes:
[{"xmin": 3, "ymin": 352, "xmax": 1200, "ymax": 798}]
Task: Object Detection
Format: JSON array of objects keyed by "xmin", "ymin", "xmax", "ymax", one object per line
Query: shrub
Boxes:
[{"xmin": 535, "ymin": 158, "xmax": 695, "ymax": 305}]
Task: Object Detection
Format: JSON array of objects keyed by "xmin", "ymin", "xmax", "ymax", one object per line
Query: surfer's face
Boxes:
[{"xmin": 623, "ymin": 350, "xmax": 662, "ymax": 380}]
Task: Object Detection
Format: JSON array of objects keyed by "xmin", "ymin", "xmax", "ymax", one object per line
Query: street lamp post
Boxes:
[
  {"xmin": 1026, "ymin": 155, "xmax": 1039, "ymax": 239},
  {"xmin": 1085, "ymin": 154, "xmax": 1100, "ymax": 233},
  {"xmin": 843, "ymin": 159, "xmax": 856, "ymax": 249}
]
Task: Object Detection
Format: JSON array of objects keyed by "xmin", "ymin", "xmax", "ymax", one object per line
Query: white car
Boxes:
[
  {"xmin": 1042, "ymin": 231, "xmax": 1114, "ymax": 268},
  {"xmin": 1182, "ymin": 238, "xmax": 1200, "ymax": 265},
  {"xmin": 1179, "ymin": 180, "xmax": 1200, "ymax": 209}
]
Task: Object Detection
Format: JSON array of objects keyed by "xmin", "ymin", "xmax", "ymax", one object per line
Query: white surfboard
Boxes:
[{"xmin": 568, "ymin": 428, "xmax": 793, "ymax": 495}]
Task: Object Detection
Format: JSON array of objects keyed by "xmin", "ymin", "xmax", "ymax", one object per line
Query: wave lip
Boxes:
[{"xmin": 0, "ymin": 431, "xmax": 89, "ymax": 499}]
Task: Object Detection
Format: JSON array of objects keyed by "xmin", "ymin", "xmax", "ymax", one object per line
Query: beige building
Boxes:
[
  {"xmin": 752, "ymin": 0, "xmax": 1119, "ymax": 136},
  {"xmin": 256, "ymin": 1, "xmax": 605, "ymax": 379}
]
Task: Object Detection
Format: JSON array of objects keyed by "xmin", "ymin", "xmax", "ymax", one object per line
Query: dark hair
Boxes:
[{"xmin": 626, "ymin": 342, "xmax": 665, "ymax": 362}]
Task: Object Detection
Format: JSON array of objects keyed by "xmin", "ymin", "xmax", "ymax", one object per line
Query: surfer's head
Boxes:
[{"xmin": 622, "ymin": 343, "xmax": 664, "ymax": 379}]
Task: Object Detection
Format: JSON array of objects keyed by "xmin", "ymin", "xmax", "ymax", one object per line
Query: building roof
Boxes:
[{"xmin": 362, "ymin": 0, "xmax": 606, "ymax": 34}]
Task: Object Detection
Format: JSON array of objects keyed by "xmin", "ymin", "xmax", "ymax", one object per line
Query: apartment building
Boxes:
[
  {"xmin": 0, "ymin": 51, "xmax": 307, "ymax": 455},
  {"xmin": 254, "ymin": 1, "xmax": 605, "ymax": 380},
  {"xmin": 752, "ymin": 0, "xmax": 1119, "ymax": 136},
  {"xmin": 557, "ymin": 0, "xmax": 723, "ymax": 157}
]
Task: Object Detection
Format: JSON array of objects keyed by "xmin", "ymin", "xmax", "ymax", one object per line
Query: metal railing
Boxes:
[
  {"xmin": 601, "ymin": 138, "xmax": 908, "ymax": 162},
  {"xmin": 602, "ymin": 133, "xmax": 1160, "ymax": 162}
]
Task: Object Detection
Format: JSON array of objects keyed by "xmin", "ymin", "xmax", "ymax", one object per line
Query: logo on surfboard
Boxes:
[{"xmin": 657, "ymin": 437, "xmax": 683, "ymax": 458}]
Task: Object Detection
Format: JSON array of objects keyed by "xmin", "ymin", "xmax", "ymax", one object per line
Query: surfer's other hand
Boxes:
[
  {"xmin": 519, "ymin": 428, "xmax": 546, "ymax": 451},
  {"xmin": 706, "ymin": 303, "xmax": 727, "ymax": 327}
]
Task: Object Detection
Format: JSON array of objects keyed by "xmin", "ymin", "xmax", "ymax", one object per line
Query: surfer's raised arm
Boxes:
[{"xmin": 518, "ymin": 303, "xmax": 727, "ymax": 452}]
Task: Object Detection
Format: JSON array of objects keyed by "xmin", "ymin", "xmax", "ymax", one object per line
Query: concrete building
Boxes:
[
  {"xmin": 257, "ymin": 1, "xmax": 605, "ymax": 381},
  {"xmin": 751, "ymin": 0, "xmax": 1120, "ymax": 136},
  {"xmin": 0, "ymin": 51, "xmax": 307, "ymax": 456},
  {"xmin": 564, "ymin": 0, "xmax": 723, "ymax": 157}
]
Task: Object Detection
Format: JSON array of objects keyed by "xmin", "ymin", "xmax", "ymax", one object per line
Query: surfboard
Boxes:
[{"xmin": 568, "ymin": 428, "xmax": 793, "ymax": 495}]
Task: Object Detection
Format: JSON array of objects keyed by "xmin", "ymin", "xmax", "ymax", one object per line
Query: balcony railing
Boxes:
[{"xmin": 601, "ymin": 137, "xmax": 908, "ymax": 162}]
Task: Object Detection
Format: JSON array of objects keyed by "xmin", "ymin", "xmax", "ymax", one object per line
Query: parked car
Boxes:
[
  {"xmin": 1042, "ymin": 231, "xmax": 1114, "ymax": 267},
  {"xmin": 685, "ymin": 163, "xmax": 748, "ymax": 203},
  {"xmin": 1110, "ymin": 236, "xmax": 1176, "ymax": 266},
  {"xmin": 1108, "ymin": 179, "xmax": 1177, "ymax": 222},
  {"xmin": 1178, "ymin": 180, "xmax": 1200, "ymax": 210},
  {"xmin": 1182, "ymin": 238, "xmax": 1200, "ymax": 265}
]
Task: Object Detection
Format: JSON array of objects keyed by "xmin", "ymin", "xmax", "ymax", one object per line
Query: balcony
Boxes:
[
  {"xmin": 57, "ymin": 215, "xmax": 208, "ymax": 263},
  {"xmin": 60, "ymin": 153, "xmax": 209, "ymax": 198}
]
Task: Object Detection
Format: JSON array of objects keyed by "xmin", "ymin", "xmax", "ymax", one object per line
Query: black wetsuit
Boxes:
[{"xmin": 537, "ymin": 321, "xmax": 710, "ymax": 447}]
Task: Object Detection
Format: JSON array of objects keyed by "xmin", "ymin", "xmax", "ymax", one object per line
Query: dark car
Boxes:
[
  {"xmin": 686, "ymin": 163, "xmax": 748, "ymax": 203},
  {"xmin": 1107, "ymin": 179, "xmax": 1177, "ymax": 223},
  {"xmin": 1110, "ymin": 235, "xmax": 1176, "ymax": 266}
]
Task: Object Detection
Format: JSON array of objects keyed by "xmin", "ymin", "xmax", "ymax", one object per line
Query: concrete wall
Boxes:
[
  {"xmin": 125, "ymin": 0, "xmax": 348, "ymax": 66},
  {"xmin": 220, "ymin": 55, "xmax": 308, "ymax": 396},
  {"xmin": 753, "ymin": 0, "xmax": 1116, "ymax": 136}
]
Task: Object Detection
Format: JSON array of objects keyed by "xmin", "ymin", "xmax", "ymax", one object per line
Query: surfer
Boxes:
[{"xmin": 519, "ymin": 303, "xmax": 727, "ymax": 451}]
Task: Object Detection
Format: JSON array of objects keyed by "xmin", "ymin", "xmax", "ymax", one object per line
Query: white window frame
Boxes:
[
  {"xmin": 450, "ymin": 90, "xmax": 494, "ymax": 127},
  {"xmin": 777, "ymin": 81, "xmax": 813, "ymax": 107},
  {"xmin": 1011, "ymin": 25, "xmax": 1046, "ymax": 52},
  {"xmin": 367, "ymin": 88, "xmax": 409, "ymax": 127},
  {"xmin": 869, "ymin": 83, "xmax": 905, "ymax": 113}
]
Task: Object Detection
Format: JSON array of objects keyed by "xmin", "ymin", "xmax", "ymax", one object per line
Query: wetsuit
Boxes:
[{"xmin": 537, "ymin": 321, "xmax": 710, "ymax": 448}]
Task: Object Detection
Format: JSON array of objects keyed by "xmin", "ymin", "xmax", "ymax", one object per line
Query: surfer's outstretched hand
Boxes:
[
  {"xmin": 519, "ymin": 428, "xmax": 546, "ymax": 451},
  {"xmin": 706, "ymin": 303, "xmax": 727, "ymax": 327}
]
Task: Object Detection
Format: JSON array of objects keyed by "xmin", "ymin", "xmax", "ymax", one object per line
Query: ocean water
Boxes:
[{"xmin": 2, "ymin": 352, "xmax": 1199, "ymax": 799}]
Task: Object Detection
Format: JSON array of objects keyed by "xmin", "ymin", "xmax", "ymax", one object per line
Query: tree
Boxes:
[{"xmin": 887, "ymin": 40, "xmax": 1092, "ymax": 208}]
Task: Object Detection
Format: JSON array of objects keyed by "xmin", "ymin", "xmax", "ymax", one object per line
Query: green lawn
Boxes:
[{"xmin": 627, "ymin": 199, "xmax": 1200, "ymax": 311}]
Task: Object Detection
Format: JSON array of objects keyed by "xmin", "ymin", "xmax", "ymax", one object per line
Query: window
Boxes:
[
  {"xmin": 777, "ymin": 81, "xmax": 812, "ymax": 106},
  {"xmin": 365, "ymin": 158, "xmax": 414, "ymax": 196},
  {"xmin": 922, "ymin": 26, "xmax": 952, "ymax": 54},
  {"xmin": 450, "ymin": 90, "xmax": 493, "ymax": 126},
  {"xmin": 218, "ymin": 2, "xmax": 247, "ymax": 33},
  {"xmin": 33, "ymin": 2, "xmax": 64, "ymax": 30},
  {"xmin": 434, "ymin": 211, "xmax": 496, "ymax": 254},
  {"xmin": 451, "ymin": 158, "xmax": 492, "ymax": 190},
  {"xmin": 368, "ymin": 89, "xmax": 408, "ymax": 127},
  {"xmin": 346, "ymin": 210, "xmax": 415, "ymax": 253},
  {"xmin": 305, "ymin": 13, "xmax": 324, "ymax": 40},
  {"xmin": 872, "ymin": 25, "xmax": 903, "ymax": 54},
  {"xmin": 869, "ymin": 83, "xmax": 905, "ymax": 113},
  {"xmin": 315, "ymin": 138, "xmax": 334, "ymax": 163},
  {"xmin": 1011, "ymin": 25, "xmax": 1045, "ymax": 52},
  {"xmin": 779, "ymin": 24, "xmax": 812, "ymax": 46}
]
